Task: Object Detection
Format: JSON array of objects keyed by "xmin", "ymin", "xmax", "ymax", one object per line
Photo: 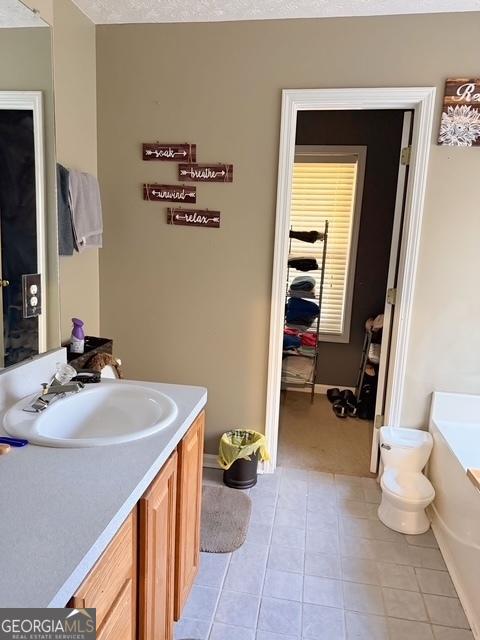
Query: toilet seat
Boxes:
[{"xmin": 381, "ymin": 468, "xmax": 435, "ymax": 503}]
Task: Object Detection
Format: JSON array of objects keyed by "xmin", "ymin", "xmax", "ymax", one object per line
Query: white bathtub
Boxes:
[{"xmin": 429, "ymin": 391, "xmax": 480, "ymax": 638}]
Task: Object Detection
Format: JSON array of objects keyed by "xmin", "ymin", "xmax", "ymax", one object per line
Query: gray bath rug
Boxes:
[{"xmin": 200, "ymin": 485, "xmax": 252, "ymax": 553}]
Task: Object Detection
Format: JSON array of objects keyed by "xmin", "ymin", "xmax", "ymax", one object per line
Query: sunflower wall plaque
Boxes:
[{"xmin": 438, "ymin": 79, "xmax": 480, "ymax": 147}]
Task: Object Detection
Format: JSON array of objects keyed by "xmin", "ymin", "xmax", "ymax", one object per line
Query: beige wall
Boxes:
[
  {"xmin": 96, "ymin": 13, "xmax": 480, "ymax": 452},
  {"xmin": 52, "ymin": 0, "xmax": 99, "ymax": 342},
  {"xmin": 28, "ymin": 0, "xmax": 100, "ymax": 343},
  {"xmin": 0, "ymin": 25, "xmax": 60, "ymax": 351}
]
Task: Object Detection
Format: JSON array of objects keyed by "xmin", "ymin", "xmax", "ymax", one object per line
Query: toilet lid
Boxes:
[
  {"xmin": 380, "ymin": 426, "xmax": 432, "ymax": 449},
  {"xmin": 382, "ymin": 469, "xmax": 435, "ymax": 502}
]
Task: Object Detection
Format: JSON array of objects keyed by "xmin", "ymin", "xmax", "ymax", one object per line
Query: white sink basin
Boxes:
[{"xmin": 3, "ymin": 383, "xmax": 178, "ymax": 447}]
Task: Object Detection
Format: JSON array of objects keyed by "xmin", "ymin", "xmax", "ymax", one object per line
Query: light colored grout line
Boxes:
[
  {"xmin": 253, "ymin": 470, "xmax": 281, "ymax": 633},
  {"xmin": 202, "ymin": 475, "xmax": 235, "ymax": 640}
]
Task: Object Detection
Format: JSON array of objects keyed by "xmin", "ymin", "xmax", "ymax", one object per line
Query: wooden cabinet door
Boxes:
[
  {"xmin": 138, "ymin": 451, "xmax": 178, "ymax": 640},
  {"xmin": 70, "ymin": 510, "xmax": 136, "ymax": 640},
  {"xmin": 174, "ymin": 411, "xmax": 205, "ymax": 620}
]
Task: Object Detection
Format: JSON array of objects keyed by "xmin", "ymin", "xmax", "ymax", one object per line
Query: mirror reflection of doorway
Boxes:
[{"xmin": 0, "ymin": 109, "xmax": 39, "ymax": 367}]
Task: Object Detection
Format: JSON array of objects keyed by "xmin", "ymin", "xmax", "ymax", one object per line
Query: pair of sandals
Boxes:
[{"xmin": 327, "ymin": 388, "xmax": 358, "ymax": 419}]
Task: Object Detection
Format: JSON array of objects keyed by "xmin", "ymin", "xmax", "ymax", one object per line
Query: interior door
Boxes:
[{"xmin": 369, "ymin": 111, "xmax": 413, "ymax": 473}]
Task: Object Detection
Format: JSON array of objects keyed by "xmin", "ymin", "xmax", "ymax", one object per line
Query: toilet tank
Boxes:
[{"xmin": 380, "ymin": 426, "xmax": 433, "ymax": 472}]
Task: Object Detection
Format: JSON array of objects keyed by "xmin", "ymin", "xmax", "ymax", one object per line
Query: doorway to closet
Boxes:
[
  {"xmin": 278, "ymin": 108, "xmax": 410, "ymax": 477},
  {"xmin": 264, "ymin": 87, "xmax": 436, "ymax": 478}
]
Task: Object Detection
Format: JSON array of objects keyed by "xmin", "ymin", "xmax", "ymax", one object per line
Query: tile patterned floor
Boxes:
[{"xmin": 175, "ymin": 467, "xmax": 473, "ymax": 640}]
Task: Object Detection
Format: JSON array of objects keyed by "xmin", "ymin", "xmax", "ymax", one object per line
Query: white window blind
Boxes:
[{"xmin": 288, "ymin": 158, "xmax": 359, "ymax": 338}]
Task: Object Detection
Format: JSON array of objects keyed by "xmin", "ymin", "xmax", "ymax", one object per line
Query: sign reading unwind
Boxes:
[
  {"xmin": 0, "ymin": 609, "xmax": 96, "ymax": 640},
  {"xmin": 439, "ymin": 78, "xmax": 480, "ymax": 147}
]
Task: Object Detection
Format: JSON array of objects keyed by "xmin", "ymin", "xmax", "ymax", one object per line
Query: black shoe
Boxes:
[
  {"xmin": 327, "ymin": 387, "xmax": 341, "ymax": 404},
  {"xmin": 346, "ymin": 399, "xmax": 358, "ymax": 417},
  {"xmin": 333, "ymin": 399, "xmax": 348, "ymax": 419}
]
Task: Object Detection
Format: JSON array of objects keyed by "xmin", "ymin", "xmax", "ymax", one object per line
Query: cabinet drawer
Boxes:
[
  {"xmin": 97, "ymin": 579, "xmax": 134, "ymax": 640},
  {"xmin": 70, "ymin": 510, "xmax": 136, "ymax": 632}
]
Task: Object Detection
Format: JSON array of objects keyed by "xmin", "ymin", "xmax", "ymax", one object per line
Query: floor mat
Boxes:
[{"xmin": 200, "ymin": 484, "xmax": 252, "ymax": 553}]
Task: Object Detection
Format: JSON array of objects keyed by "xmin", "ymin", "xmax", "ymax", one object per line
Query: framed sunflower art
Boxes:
[{"xmin": 438, "ymin": 79, "xmax": 480, "ymax": 147}]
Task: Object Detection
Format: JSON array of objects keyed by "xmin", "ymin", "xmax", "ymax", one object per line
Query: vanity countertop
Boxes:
[{"xmin": 0, "ymin": 378, "xmax": 207, "ymax": 608}]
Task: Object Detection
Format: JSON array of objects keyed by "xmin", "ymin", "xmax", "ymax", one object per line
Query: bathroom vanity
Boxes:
[
  {"xmin": 70, "ymin": 411, "xmax": 204, "ymax": 640},
  {"xmin": 0, "ymin": 348, "xmax": 207, "ymax": 640}
]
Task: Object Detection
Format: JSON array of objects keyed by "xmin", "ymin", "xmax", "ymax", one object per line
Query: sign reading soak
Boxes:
[
  {"xmin": 142, "ymin": 143, "xmax": 196, "ymax": 162},
  {"xmin": 167, "ymin": 208, "xmax": 220, "ymax": 228},
  {"xmin": 0, "ymin": 608, "xmax": 96, "ymax": 640},
  {"xmin": 178, "ymin": 163, "xmax": 233, "ymax": 182},
  {"xmin": 143, "ymin": 184, "xmax": 196, "ymax": 203},
  {"xmin": 439, "ymin": 78, "xmax": 480, "ymax": 147}
]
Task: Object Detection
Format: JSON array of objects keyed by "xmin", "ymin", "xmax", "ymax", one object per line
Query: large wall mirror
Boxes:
[{"xmin": 0, "ymin": 1, "xmax": 59, "ymax": 370}]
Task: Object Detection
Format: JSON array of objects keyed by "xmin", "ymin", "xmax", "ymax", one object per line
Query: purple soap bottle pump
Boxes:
[{"xmin": 70, "ymin": 317, "xmax": 85, "ymax": 354}]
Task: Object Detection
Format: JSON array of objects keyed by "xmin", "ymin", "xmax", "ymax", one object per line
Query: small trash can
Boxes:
[{"xmin": 218, "ymin": 430, "xmax": 270, "ymax": 490}]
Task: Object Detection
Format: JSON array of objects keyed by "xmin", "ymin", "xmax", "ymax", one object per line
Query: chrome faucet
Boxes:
[{"xmin": 23, "ymin": 364, "xmax": 84, "ymax": 413}]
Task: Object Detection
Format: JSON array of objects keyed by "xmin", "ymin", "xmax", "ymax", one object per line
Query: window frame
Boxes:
[{"xmin": 293, "ymin": 145, "xmax": 367, "ymax": 344}]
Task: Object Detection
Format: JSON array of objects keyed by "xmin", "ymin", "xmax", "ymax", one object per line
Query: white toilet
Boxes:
[{"xmin": 378, "ymin": 426, "xmax": 435, "ymax": 535}]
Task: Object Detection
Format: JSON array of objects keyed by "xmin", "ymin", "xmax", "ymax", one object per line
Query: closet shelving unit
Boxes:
[{"xmin": 281, "ymin": 220, "xmax": 329, "ymax": 402}]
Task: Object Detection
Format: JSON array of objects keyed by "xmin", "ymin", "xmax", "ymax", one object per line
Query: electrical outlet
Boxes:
[{"xmin": 22, "ymin": 273, "xmax": 42, "ymax": 318}]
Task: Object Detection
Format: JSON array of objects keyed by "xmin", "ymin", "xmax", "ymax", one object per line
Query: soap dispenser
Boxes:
[{"xmin": 70, "ymin": 318, "xmax": 85, "ymax": 354}]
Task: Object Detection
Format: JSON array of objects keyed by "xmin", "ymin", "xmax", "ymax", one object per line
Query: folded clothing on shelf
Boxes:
[
  {"xmin": 283, "ymin": 334, "xmax": 302, "ymax": 351},
  {"xmin": 288, "ymin": 289, "xmax": 316, "ymax": 299},
  {"xmin": 285, "ymin": 323, "xmax": 312, "ymax": 332},
  {"xmin": 290, "ymin": 275, "xmax": 316, "ymax": 291},
  {"xmin": 289, "ymin": 229, "xmax": 324, "ymax": 243},
  {"xmin": 286, "ymin": 297, "xmax": 319, "ymax": 325},
  {"xmin": 301, "ymin": 332, "xmax": 317, "ymax": 347},
  {"xmin": 288, "ymin": 256, "xmax": 318, "ymax": 272}
]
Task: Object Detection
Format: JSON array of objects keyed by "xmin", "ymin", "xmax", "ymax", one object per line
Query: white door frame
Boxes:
[
  {"xmin": 0, "ymin": 91, "xmax": 47, "ymax": 354},
  {"xmin": 264, "ymin": 87, "xmax": 436, "ymax": 474}
]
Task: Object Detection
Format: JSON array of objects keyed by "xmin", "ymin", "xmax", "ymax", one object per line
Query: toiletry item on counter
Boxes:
[
  {"xmin": 0, "ymin": 437, "xmax": 28, "ymax": 447},
  {"xmin": 70, "ymin": 318, "xmax": 85, "ymax": 354},
  {"xmin": 0, "ymin": 444, "xmax": 10, "ymax": 455}
]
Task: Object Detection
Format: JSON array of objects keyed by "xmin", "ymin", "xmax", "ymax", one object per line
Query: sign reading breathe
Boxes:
[
  {"xmin": 178, "ymin": 163, "xmax": 233, "ymax": 182},
  {"xmin": 439, "ymin": 78, "xmax": 480, "ymax": 147}
]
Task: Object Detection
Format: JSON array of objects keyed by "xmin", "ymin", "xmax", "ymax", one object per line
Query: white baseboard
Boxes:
[
  {"xmin": 204, "ymin": 453, "xmax": 220, "ymax": 469},
  {"xmin": 286, "ymin": 383, "xmax": 355, "ymax": 395}
]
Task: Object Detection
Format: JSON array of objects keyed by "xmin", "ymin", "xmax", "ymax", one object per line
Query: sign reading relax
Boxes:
[
  {"xmin": 167, "ymin": 208, "xmax": 220, "ymax": 228},
  {"xmin": 438, "ymin": 78, "xmax": 480, "ymax": 147}
]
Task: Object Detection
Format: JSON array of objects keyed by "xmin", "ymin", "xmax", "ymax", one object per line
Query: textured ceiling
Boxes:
[
  {"xmin": 71, "ymin": 0, "xmax": 480, "ymax": 24},
  {"xmin": 0, "ymin": 0, "xmax": 47, "ymax": 27}
]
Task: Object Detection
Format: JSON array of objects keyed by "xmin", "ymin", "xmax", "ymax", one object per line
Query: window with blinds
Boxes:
[{"xmin": 288, "ymin": 149, "xmax": 365, "ymax": 341}]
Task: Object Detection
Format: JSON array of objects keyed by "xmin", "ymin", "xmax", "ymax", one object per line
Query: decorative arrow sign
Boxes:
[
  {"xmin": 178, "ymin": 163, "xmax": 233, "ymax": 183},
  {"xmin": 142, "ymin": 143, "xmax": 196, "ymax": 162},
  {"xmin": 167, "ymin": 208, "xmax": 220, "ymax": 228},
  {"xmin": 143, "ymin": 184, "xmax": 197, "ymax": 203}
]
